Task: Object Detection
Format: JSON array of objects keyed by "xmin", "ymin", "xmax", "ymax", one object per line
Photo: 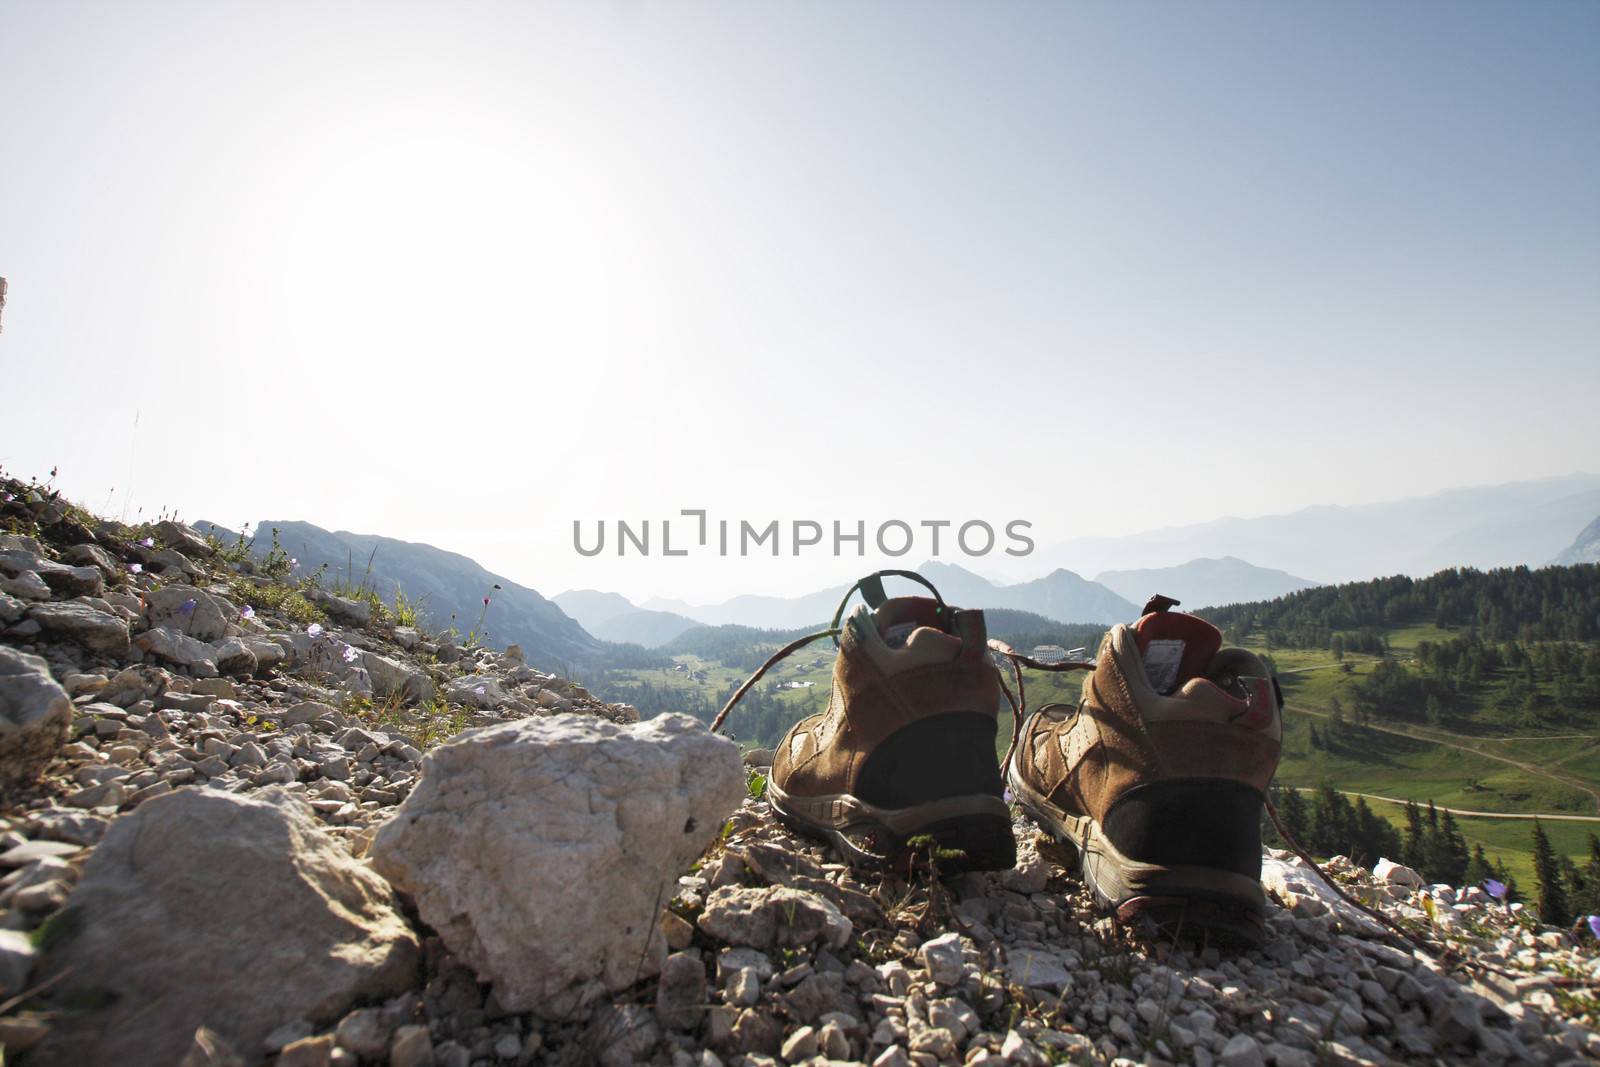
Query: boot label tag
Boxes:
[{"xmin": 1142, "ymin": 639, "xmax": 1185, "ymax": 694}]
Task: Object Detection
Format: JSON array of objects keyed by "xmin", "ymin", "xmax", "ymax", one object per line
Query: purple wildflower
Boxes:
[
  {"xmin": 307, "ymin": 622, "xmax": 324, "ymax": 637},
  {"xmin": 1, "ymin": 493, "xmax": 12, "ymax": 503},
  {"xmin": 483, "ymin": 596, "xmax": 491, "ymax": 606},
  {"xmin": 1588, "ymin": 915, "xmax": 1600, "ymax": 940},
  {"xmin": 240, "ymin": 605, "xmax": 255, "ymax": 619},
  {"xmin": 1484, "ymin": 878, "xmax": 1508, "ymax": 901},
  {"xmin": 129, "ymin": 563, "xmax": 143, "ymax": 574},
  {"xmin": 179, "ymin": 598, "xmax": 197, "ymax": 615},
  {"xmin": 474, "ymin": 685, "xmax": 487, "ymax": 697},
  {"xmin": 342, "ymin": 645, "xmax": 359, "ymax": 663},
  {"xmin": 1003, "ymin": 787, "xmax": 1014, "ymax": 805},
  {"xmin": 290, "ymin": 557, "xmax": 299, "ymax": 569},
  {"xmin": 141, "ymin": 536, "xmax": 155, "ymax": 548}
]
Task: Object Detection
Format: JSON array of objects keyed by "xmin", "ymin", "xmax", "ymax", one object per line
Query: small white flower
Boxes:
[
  {"xmin": 342, "ymin": 645, "xmax": 359, "ymax": 663},
  {"xmin": 306, "ymin": 623, "xmax": 324, "ymax": 637}
]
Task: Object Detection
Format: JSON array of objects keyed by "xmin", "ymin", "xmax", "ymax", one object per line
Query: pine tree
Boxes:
[
  {"xmin": 1570, "ymin": 834, "xmax": 1600, "ymax": 917},
  {"xmin": 1462, "ymin": 844, "xmax": 1493, "ymax": 888},
  {"xmin": 1350, "ymin": 796, "xmax": 1397, "ymax": 867},
  {"xmin": 1424, "ymin": 810, "xmax": 1469, "ymax": 885},
  {"xmin": 1278, "ymin": 787, "xmax": 1310, "ymax": 848},
  {"xmin": 1402, "ymin": 801, "xmax": 1425, "ymax": 870},
  {"xmin": 1533, "ymin": 821, "xmax": 1570, "ymax": 926},
  {"xmin": 1311, "ymin": 783, "xmax": 1344, "ymax": 856}
]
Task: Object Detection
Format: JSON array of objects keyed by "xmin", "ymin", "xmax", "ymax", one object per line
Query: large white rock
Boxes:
[
  {"xmin": 27, "ymin": 601, "xmax": 131, "ymax": 658},
  {"xmin": 133, "ymin": 626, "xmax": 219, "ymax": 676},
  {"xmin": 359, "ymin": 649, "xmax": 435, "ymax": 704},
  {"xmin": 0, "ymin": 646, "xmax": 71, "ymax": 794},
  {"xmin": 444, "ymin": 673, "xmax": 510, "ymax": 708},
  {"xmin": 1262, "ymin": 856, "xmax": 1387, "ymax": 937},
  {"xmin": 1373, "ymin": 856, "xmax": 1425, "ymax": 888},
  {"xmin": 281, "ymin": 632, "xmax": 433, "ymax": 704},
  {"xmin": 144, "ymin": 584, "xmax": 236, "ymax": 642},
  {"xmin": 0, "ymin": 550, "xmax": 103, "ymax": 598},
  {"xmin": 371, "ymin": 712, "xmax": 744, "ymax": 1019},
  {"xmin": 34, "ymin": 788, "xmax": 419, "ymax": 1066},
  {"xmin": 697, "ymin": 886, "xmax": 853, "ymax": 952}
]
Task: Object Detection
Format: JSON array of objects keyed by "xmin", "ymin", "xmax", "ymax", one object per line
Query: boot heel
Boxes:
[{"xmin": 889, "ymin": 811, "xmax": 1017, "ymax": 875}]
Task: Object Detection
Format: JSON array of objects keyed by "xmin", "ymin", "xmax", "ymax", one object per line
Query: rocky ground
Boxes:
[{"xmin": 2, "ymin": 472, "xmax": 1600, "ymax": 1066}]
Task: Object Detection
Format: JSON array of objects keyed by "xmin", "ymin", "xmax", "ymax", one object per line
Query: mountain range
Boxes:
[
  {"xmin": 1021, "ymin": 473, "xmax": 1600, "ymax": 584},
  {"xmin": 200, "ymin": 520, "xmax": 602, "ymax": 670},
  {"xmin": 563, "ymin": 556, "xmax": 1319, "ymax": 642},
  {"xmin": 614, "ymin": 563, "xmax": 1135, "ymax": 633},
  {"xmin": 204, "ymin": 475, "xmax": 1600, "ymax": 659},
  {"xmin": 1094, "ymin": 556, "xmax": 1319, "ymax": 609}
]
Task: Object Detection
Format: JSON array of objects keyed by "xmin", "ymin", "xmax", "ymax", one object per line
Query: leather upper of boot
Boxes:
[
  {"xmin": 1014, "ymin": 606, "xmax": 1282, "ymax": 824},
  {"xmin": 772, "ymin": 596, "xmax": 1000, "ymax": 801}
]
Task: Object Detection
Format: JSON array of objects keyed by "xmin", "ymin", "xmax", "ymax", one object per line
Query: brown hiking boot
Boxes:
[
  {"xmin": 1006, "ymin": 595, "xmax": 1282, "ymax": 945},
  {"xmin": 746, "ymin": 571, "xmax": 1016, "ymax": 872}
]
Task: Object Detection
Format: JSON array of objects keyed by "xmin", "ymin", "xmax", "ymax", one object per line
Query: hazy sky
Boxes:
[{"xmin": 2, "ymin": 1, "xmax": 1596, "ymax": 601}]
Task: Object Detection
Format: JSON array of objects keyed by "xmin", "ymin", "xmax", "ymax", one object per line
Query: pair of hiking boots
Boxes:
[{"xmin": 719, "ymin": 570, "xmax": 1282, "ymax": 947}]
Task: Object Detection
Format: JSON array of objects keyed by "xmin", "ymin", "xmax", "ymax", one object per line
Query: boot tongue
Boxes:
[
  {"xmin": 872, "ymin": 597, "xmax": 952, "ymax": 650},
  {"xmin": 1131, "ymin": 595, "xmax": 1223, "ymax": 695},
  {"xmin": 876, "ymin": 598, "xmax": 947, "ymax": 646}
]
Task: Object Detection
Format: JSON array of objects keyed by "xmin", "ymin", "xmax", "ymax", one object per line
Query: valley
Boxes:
[{"xmin": 583, "ymin": 563, "xmax": 1600, "ymax": 892}]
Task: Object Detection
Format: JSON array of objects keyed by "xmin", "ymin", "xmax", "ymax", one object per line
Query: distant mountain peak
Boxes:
[
  {"xmin": 1094, "ymin": 557, "xmax": 1318, "ymax": 611},
  {"xmin": 1554, "ymin": 516, "xmax": 1600, "ymax": 565}
]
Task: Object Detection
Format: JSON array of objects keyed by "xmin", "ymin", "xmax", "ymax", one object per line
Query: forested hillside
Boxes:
[{"xmin": 1207, "ymin": 564, "xmax": 1600, "ymax": 649}]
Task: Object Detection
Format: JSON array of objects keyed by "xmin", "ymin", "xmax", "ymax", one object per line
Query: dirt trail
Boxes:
[
  {"xmin": 1289, "ymin": 699, "xmax": 1600, "ymax": 815},
  {"xmin": 1328, "ymin": 790, "xmax": 1600, "ymax": 823}
]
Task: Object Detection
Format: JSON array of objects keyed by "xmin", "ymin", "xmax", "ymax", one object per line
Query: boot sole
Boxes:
[
  {"xmin": 1007, "ymin": 766, "xmax": 1266, "ymax": 948},
  {"xmin": 766, "ymin": 779, "xmax": 1016, "ymax": 874}
]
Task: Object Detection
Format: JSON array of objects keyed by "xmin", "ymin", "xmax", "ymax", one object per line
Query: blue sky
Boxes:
[{"xmin": 1, "ymin": 1, "xmax": 1596, "ymax": 599}]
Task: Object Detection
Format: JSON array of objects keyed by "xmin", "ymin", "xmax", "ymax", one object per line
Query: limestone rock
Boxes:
[
  {"xmin": 655, "ymin": 951, "xmax": 709, "ymax": 1030},
  {"xmin": 390, "ymin": 1025, "xmax": 434, "ymax": 1067},
  {"xmin": 63, "ymin": 543, "xmax": 121, "ymax": 581},
  {"xmin": 133, "ymin": 626, "xmax": 220, "ymax": 676},
  {"xmin": 34, "ymin": 788, "xmax": 418, "ymax": 1066},
  {"xmin": 1374, "ymin": 857, "xmax": 1425, "ymax": 888},
  {"xmin": 358, "ymin": 650, "xmax": 435, "ymax": 704},
  {"xmin": 0, "ymin": 551, "xmax": 103, "ymax": 598},
  {"xmin": 697, "ymin": 886, "xmax": 853, "ymax": 952},
  {"xmin": 244, "ymin": 636, "xmax": 288, "ymax": 670},
  {"xmin": 370, "ymin": 713, "xmax": 743, "ymax": 1018},
  {"xmin": 0, "ymin": 570, "xmax": 50, "ymax": 601},
  {"xmin": 27, "ymin": 601, "xmax": 131, "ymax": 658},
  {"xmin": 318, "ymin": 592, "xmax": 372, "ymax": 626},
  {"xmin": 445, "ymin": 673, "xmax": 509, "ymax": 708},
  {"xmin": 211, "ymin": 637, "xmax": 258, "ymax": 675},
  {"xmin": 0, "ymin": 928, "xmax": 37, "ymax": 997},
  {"xmin": 145, "ymin": 585, "xmax": 236, "ymax": 642},
  {"xmin": 0, "ymin": 646, "xmax": 71, "ymax": 794},
  {"xmin": 0, "ymin": 592, "xmax": 25, "ymax": 623},
  {"xmin": 154, "ymin": 519, "xmax": 214, "ymax": 557}
]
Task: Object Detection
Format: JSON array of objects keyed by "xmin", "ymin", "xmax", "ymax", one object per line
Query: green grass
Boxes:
[{"xmin": 1277, "ymin": 708, "xmax": 1594, "ymax": 813}]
